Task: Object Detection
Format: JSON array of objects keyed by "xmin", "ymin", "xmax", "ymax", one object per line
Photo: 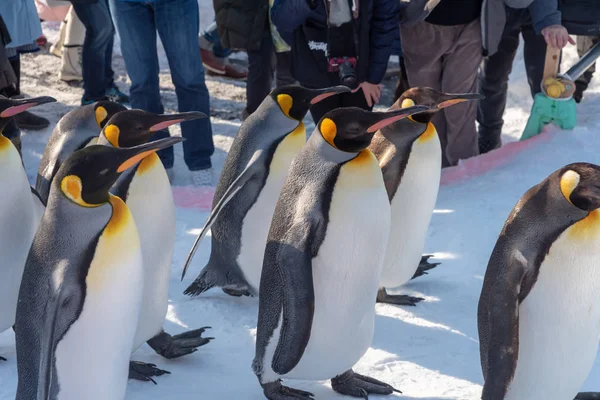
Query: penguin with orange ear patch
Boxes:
[
  {"xmin": 478, "ymin": 163, "xmax": 600, "ymax": 400},
  {"xmin": 252, "ymin": 105, "xmax": 427, "ymax": 400},
  {"xmin": 36, "ymin": 100, "xmax": 126, "ymax": 204},
  {"xmin": 370, "ymin": 87, "xmax": 483, "ymax": 306},
  {"xmin": 182, "ymin": 84, "xmax": 350, "ymax": 298},
  {"xmin": 15, "ymin": 137, "xmax": 183, "ymax": 400},
  {"xmin": 95, "ymin": 110, "xmax": 213, "ymax": 380}
]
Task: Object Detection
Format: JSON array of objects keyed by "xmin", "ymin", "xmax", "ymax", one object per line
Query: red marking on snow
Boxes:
[
  {"xmin": 172, "ymin": 186, "xmax": 215, "ymax": 210},
  {"xmin": 441, "ymin": 131, "xmax": 553, "ymax": 186}
]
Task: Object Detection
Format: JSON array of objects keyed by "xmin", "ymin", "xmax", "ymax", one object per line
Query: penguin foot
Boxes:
[
  {"xmin": 576, "ymin": 393, "xmax": 600, "ymax": 399},
  {"xmin": 411, "ymin": 255, "xmax": 441, "ymax": 280},
  {"xmin": 331, "ymin": 370, "xmax": 400, "ymax": 399},
  {"xmin": 222, "ymin": 285, "xmax": 252, "ymax": 297},
  {"xmin": 0, "ymin": 356, "xmax": 6, "ymax": 361},
  {"xmin": 128, "ymin": 361, "xmax": 170, "ymax": 384},
  {"xmin": 147, "ymin": 328, "xmax": 214, "ymax": 359},
  {"xmin": 376, "ymin": 288, "xmax": 424, "ymax": 306},
  {"xmin": 261, "ymin": 380, "xmax": 315, "ymax": 400}
]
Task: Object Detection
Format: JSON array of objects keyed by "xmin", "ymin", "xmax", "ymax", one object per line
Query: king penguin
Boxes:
[
  {"xmin": 478, "ymin": 163, "xmax": 600, "ymax": 400},
  {"xmin": 36, "ymin": 100, "xmax": 126, "ymax": 203},
  {"xmin": 252, "ymin": 104, "xmax": 428, "ymax": 400},
  {"xmin": 370, "ymin": 87, "xmax": 483, "ymax": 305},
  {"xmin": 181, "ymin": 84, "xmax": 350, "ymax": 297},
  {"xmin": 94, "ymin": 110, "xmax": 213, "ymax": 380},
  {"xmin": 0, "ymin": 95, "xmax": 56, "ymax": 357},
  {"xmin": 15, "ymin": 136, "xmax": 184, "ymax": 400}
]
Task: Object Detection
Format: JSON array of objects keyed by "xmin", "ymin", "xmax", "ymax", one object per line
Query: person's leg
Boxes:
[
  {"xmin": 477, "ymin": 8, "xmax": 523, "ymax": 154},
  {"xmin": 154, "ymin": 0, "xmax": 214, "ymax": 173},
  {"xmin": 573, "ymin": 35, "xmax": 598, "ymax": 103},
  {"xmin": 520, "ymin": 13, "xmax": 547, "ymax": 98},
  {"xmin": 110, "ymin": 0, "xmax": 173, "ymax": 167},
  {"xmin": 59, "ymin": 6, "xmax": 85, "ymax": 82},
  {"xmin": 201, "ymin": 21, "xmax": 231, "ymax": 59},
  {"xmin": 245, "ymin": 30, "xmax": 275, "ymax": 117},
  {"xmin": 275, "ymin": 51, "xmax": 296, "ymax": 87},
  {"xmin": 71, "ymin": 0, "xmax": 115, "ymax": 102},
  {"xmin": 440, "ymin": 19, "xmax": 483, "ymax": 166},
  {"xmin": 400, "ymin": 21, "xmax": 447, "ymax": 164}
]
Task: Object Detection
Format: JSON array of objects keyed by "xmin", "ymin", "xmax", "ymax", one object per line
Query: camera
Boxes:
[{"xmin": 327, "ymin": 56, "xmax": 358, "ymax": 89}]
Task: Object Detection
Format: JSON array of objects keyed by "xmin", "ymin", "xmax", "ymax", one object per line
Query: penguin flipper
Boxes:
[
  {"xmin": 479, "ymin": 251, "xmax": 527, "ymax": 399},
  {"xmin": 181, "ymin": 160, "xmax": 260, "ymax": 281},
  {"xmin": 260, "ymin": 225, "xmax": 315, "ymax": 376},
  {"xmin": 575, "ymin": 393, "xmax": 600, "ymax": 399}
]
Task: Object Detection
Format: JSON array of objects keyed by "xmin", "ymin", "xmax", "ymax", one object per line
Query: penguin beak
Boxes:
[
  {"xmin": 309, "ymin": 86, "xmax": 352, "ymax": 104},
  {"xmin": 437, "ymin": 93, "xmax": 484, "ymax": 109},
  {"xmin": 117, "ymin": 136, "xmax": 185, "ymax": 172},
  {"xmin": 366, "ymin": 105, "xmax": 430, "ymax": 133},
  {"xmin": 149, "ymin": 111, "xmax": 208, "ymax": 132},
  {"xmin": 0, "ymin": 96, "xmax": 56, "ymax": 118}
]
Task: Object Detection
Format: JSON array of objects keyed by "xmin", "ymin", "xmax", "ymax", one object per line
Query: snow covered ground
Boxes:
[{"xmin": 1, "ymin": 4, "xmax": 600, "ymax": 398}]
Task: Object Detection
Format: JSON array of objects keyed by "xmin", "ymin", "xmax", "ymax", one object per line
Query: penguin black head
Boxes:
[
  {"xmin": 270, "ymin": 85, "xmax": 351, "ymax": 121},
  {"xmin": 56, "ymin": 136, "xmax": 185, "ymax": 206},
  {"xmin": 559, "ymin": 163, "xmax": 600, "ymax": 212},
  {"xmin": 93, "ymin": 100, "xmax": 127, "ymax": 129},
  {"xmin": 100, "ymin": 109, "xmax": 207, "ymax": 148},
  {"xmin": 395, "ymin": 87, "xmax": 484, "ymax": 123},
  {"xmin": 318, "ymin": 105, "xmax": 429, "ymax": 153},
  {"xmin": 0, "ymin": 95, "xmax": 56, "ymax": 132}
]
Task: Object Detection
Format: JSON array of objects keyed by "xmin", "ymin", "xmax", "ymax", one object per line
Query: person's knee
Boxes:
[{"xmin": 87, "ymin": 18, "xmax": 115, "ymax": 47}]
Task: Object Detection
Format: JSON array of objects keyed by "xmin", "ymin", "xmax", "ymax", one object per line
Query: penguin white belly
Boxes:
[
  {"xmin": 380, "ymin": 135, "xmax": 441, "ymax": 288},
  {"xmin": 506, "ymin": 214, "xmax": 600, "ymax": 400},
  {"xmin": 54, "ymin": 196, "xmax": 143, "ymax": 400},
  {"xmin": 285, "ymin": 150, "xmax": 391, "ymax": 381},
  {"xmin": 237, "ymin": 126, "xmax": 306, "ymax": 293},
  {"xmin": 127, "ymin": 154, "xmax": 176, "ymax": 351},
  {"xmin": 0, "ymin": 138, "xmax": 36, "ymax": 332}
]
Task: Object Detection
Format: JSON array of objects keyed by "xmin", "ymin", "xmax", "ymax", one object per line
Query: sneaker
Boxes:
[
  {"xmin": 165, "ymin": 167, "xmax": 175, "ymax": 184},
  {"xmin": 105, "ymin": 85, "xmax": 130, "ymax": 104},
  {"xmin": 223, "ymin": 60, "xmax": 248, "ymax": 80},
  {"xmin": 191, "ymin": 168, "xmax": 215, "ymax": 187},
  {"xmin": 14, "ymin": 111, "xmax": 50, "ymax": 131},
  {"xmin": 201, "ymin": 48, "xmax": 226, "ymax": 75}
]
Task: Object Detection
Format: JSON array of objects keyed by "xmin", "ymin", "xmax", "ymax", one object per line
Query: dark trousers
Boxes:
[
  {"xmin": 72, "ymin": 0, "xmax": 115, "ymax": 101},
  {"xmin": 246, "ymin": 34, "xmax": 296, "ymax": 115},
  {"xmin": 477, "ymin": 8, "xmax": 546, "ymax": 149},
  {"xmin": 109, "ymin": 0, "xmax": 214, "ymax": 170},
  {"xmin": 308, "ymin": 89, "xmax": 372, "ymax": 124}
]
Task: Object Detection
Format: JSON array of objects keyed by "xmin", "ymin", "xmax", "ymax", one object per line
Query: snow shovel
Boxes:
[{"xmin": 521, "ymin": 40, "xmax": 600, "ymax": 140}]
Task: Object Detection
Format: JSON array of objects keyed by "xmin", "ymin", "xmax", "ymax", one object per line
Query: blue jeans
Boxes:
[
  {"xmin": 202, "ymin": 21, "xmax": 231, "ymax": 59},
  {"xmin": 71, "ymin": 0, "xmax": 115, "ymax": 100},
  {"xmin": 110, "ymin": 0, "xmax": 214, "ymax": 170}
]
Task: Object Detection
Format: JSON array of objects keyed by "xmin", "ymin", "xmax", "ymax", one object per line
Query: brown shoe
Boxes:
[
  {"xmin": 224, "ymin": 61, "xmax": 248, "ymax": 80},
  {"xmin": 200, "ymin": 48, "xmax": 226, "ymax": 75}
]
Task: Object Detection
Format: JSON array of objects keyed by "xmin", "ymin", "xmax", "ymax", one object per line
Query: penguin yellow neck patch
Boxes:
[
  {"xmin": 136, "ymin": 152, "xmax": 160, "ymax": 176},
  {"xmin": 277, "ymin": 94, "xmax": 294, "ymax": 119},
  {"xmin": 104, "ymin": 195, "xmax": 133, "ymax": 236},
  {"xmin": 417, "ymin": 122, "xmax": 437, "ymax": 143},
  {"xmin": 61, "ymin": 175, "xmax": 101, "ymax": 207},
  {"xmin": 320, "ymin": 118, "xmax": 337, "ymax": 148},
  {"xmin": 103, "ymin": 124, "xmax": 120, "ymax": 148},
  {"xmin": 568, "ymin": 209, "xmax": 600, "ymax": 241},
  {"xmin": 0, "ymin": 133, "xmax": 11, "ymax": 152},
  {"xmin": 560, "ymin": 170, "xmax": 580, "ymax": 204},
  {"xmin": 95, "ymin": 106, "xmax": 108, "ymax": 127}
]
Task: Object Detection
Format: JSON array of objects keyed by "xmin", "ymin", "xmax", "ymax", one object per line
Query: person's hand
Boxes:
[
  {"xmin": 541, "ymin": 25, "xmax": 575, "ymax": 49},
  {"xmin": 353, "ymin": 82, "xmax": 381, "ymax": 107}
]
